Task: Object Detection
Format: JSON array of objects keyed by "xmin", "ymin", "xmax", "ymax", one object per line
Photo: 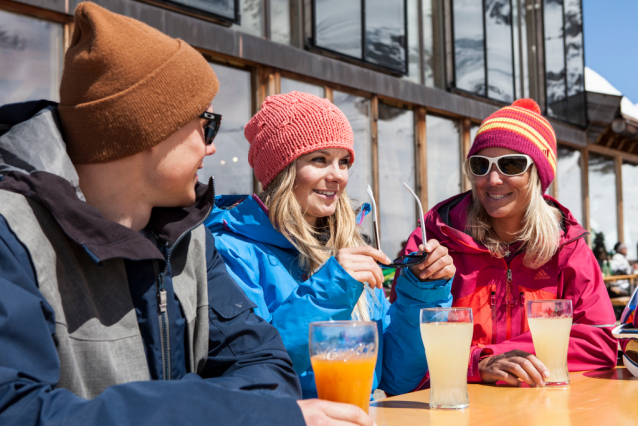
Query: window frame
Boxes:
[
  {"xmin": 450, "ymin": 0, "xmax": 517, "ymax": 104},
  {"xmin": 541, "ymin": 0, "xmax": 588, "ymax": 128},
  {"xmin": 136, "ymin": 0, "xmax": 241, "ymax": 27},
  {"xmin": 309, "ymin": 0, "xmax": 410, "ymax": 76}
]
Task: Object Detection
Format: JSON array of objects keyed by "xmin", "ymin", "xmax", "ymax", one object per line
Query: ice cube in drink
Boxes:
[
  {"xmin": 528, "ymin": 316, "xmax": 572, "ymax": 385},
  {"xmin": 311, "ymin": 354, "xmax": 377, "ymax": 413},
  {"xmin": 420, "ymin": 322, "xmax": 473, "ymax": 409}
]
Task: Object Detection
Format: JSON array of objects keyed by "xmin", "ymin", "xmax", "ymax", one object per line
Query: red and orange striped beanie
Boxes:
[{"xmin": 468, "ymin": 98, "xmax": 556, "ymax": 192}]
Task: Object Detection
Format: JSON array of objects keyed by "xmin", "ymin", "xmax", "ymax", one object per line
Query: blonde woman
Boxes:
[
  {"xmin": 206, "ymin": 91, "xmax": 455, "ymax": 400},
  {"xmin": 392, "ymin": 99, "xmax": 616, "ymax": 390}
]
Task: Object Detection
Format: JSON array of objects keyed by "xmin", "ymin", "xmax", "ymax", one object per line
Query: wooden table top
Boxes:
[
  {"xmin": 603, "ymin": 274, "xmax": 637, "ymax": 281},
  {"xmin": 370, "ymin": 368, "xmax": 638, "ymax": 425}
]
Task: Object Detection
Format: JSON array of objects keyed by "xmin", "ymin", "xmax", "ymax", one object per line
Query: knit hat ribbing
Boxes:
[
  {"xmin": 59, "ymin": 2, "xmax": 219, "ymax": 164},
  {"xmin": 468, "ymin": 98, "xmax": 557, "ymax": 192},
  {"xmin": 245, "ymin": 91, "xmax": 355, "ymax": 189}
]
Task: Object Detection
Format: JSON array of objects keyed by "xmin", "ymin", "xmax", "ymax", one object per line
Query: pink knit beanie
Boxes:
[
  {"xmin": 468, "ymin": 99, "xmax": 557, "ymax": 193},
  {"xmin": 245, "ymin": 91, "xmax": 355, "ymax": 189}
]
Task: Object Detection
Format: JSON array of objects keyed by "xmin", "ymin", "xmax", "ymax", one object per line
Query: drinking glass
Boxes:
[
  {"xmin": 420, "ymin": 307, "xmax": 473, "ymax": 409},
  {"xmin": 309, "ymin": 321, "xmax": 378, "ymax": 413},
  {"xmin": 527, "ymin": 299, "xmax": 573, "ymax": 386}
]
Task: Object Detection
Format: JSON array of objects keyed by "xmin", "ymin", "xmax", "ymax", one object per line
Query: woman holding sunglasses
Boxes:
[
  {"xmin": 393, "ymin": 99, "xmax": 616, "ymax": 390},
  {"xmin": 205, "ymin": 91, "xmax": 455, "ymax": 400}
]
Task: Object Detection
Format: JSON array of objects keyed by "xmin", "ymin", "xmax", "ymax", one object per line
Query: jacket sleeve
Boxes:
[
  {"xmin": 469, "ymin": 238, "xmax": 618, "ymax": 380},
  {"xmin": 0, "ymin": 216, "xmax": 305, "ymax": 426},
  {"xmin": 378, "ymin": 268, "xmax": 453, "ymax": 395},
  {"xmin": 199, "ymin": 230, "xmax": 303, "ymax": 399}
]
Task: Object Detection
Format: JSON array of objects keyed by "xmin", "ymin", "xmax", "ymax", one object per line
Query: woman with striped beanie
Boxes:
[{"xmin": 392, "ymin": 99, "xmax": 617, "ymax": 391}]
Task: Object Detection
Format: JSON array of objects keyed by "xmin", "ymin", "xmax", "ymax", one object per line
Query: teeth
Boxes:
[
  {"xmin": 488, "ymin": 193, "xmax": 507, "ymax": 200},
  {"xmin": 316, "ymin": 190, "xmax": 336, "ymax": 196}
]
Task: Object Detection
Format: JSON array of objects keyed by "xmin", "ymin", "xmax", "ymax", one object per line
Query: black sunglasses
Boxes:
[
  {"xmin": 468, "ymin": 154, "xmax": 533, "ymax": 177},
  {"xmin": 199, "ymin": 112, "xmax": 222, "ymax": 145},
  {"xmin": 379, "ymin": 252, "xmax": 429, "ymax": 269}
]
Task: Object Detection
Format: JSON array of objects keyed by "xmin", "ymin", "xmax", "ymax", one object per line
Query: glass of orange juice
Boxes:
[{"xmin": 309, "ymin": 321, "xmax": 378, "ymax": 413}]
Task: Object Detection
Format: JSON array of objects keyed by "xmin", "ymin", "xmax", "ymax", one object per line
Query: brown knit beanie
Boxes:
[{"xmin": 58, "ymin": 2, "xmax": 219, "ymax": 164}]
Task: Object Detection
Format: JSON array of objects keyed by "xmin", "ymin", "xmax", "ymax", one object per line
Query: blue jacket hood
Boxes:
[{"xmin": 207, "ymin": 195, "xmax": 296, "ymax": 250}]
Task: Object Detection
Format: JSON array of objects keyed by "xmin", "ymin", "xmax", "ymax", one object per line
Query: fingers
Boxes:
[
  {"xmin": 340, "ymin": 246, "xmax": 392, "ymax": 264},
  {"xmin": 411, "ymin": 242, "xmax": 454, "ymax": 280},
  {"xmin": 321, "ymin": 401, "xmax": 374, "ymax": 426},
  {"xmin": 526, "ymin": 355, "xmax": 550, "ymax": 382}
]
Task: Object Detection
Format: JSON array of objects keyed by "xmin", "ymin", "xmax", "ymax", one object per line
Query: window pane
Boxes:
[
  {"xmin": 423, "ymin": 0, "xmax": 445, "ymax": 88},
  {"xmin": 623, "ymin": 162, "xmax": 638, "ymax": 260},
  {"xmin": 378, "ymin": 104, "xmax": 416, "ymax": 257},
  {"xmin": 485, "ymin": 0, "xmax": 514, "ymax": 102},
  {"xmin": 232, "ymin": 0, "xmax": 263, "ymax": 37},
  {"xmin": 200, "ymin": 63, "xmax": 253, "ymax": 195},
  {"xmin": 0, "ymin": 11, "xmax": 63, "ymax": 104},
  {"xmin": 544, "ymin": 0, "xmax": 566, "ymax": 121},
  {"xmin": 588, "ymin": 153, "xmax": 617, "ymax": 253},
  {"xmin": 556, "ymin": 146, "xmax": 582, "ymax": 224},
  {"xmin": 315, "ymin": 0, "xmax": 362, "ymax": 58},
  {"xmin": 271, "ymin": 0, "xmax": 291, "ymax": 44},
  {"xmin": 280, "ymin": 77, "xmax": 325, "ymax": 98},
  {"xmin": 404, "ymin": 0, "xmax": 421, "ymax": 83},
  {"xmin": 427, "ymin": 116, "xmax": 461, "ymax": 208},
  {"xmin": 171, "ymin": 0, "xmax": 236, "ymax": 20},
  {"xmin": 453, "ymin": 0, "xmax": 486, "ymax": 96},
  {"xmin": 333, "ymin": 91, "xmax": 373, "ymax": 236},
  {"xmin": 563, "ymin": 0, "xmax": 586, "ymax": 126},
  {"xmin": 365, "ymin": 0, "xmax": 407, "ymax": 73}
]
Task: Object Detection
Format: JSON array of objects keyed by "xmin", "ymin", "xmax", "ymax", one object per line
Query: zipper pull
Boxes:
[
  {"xmin": 158, "ymin": 289, "xmax": 167, "ymax": 313},
  {"xmin": 507, "ymin": 269, "xmax": 512, "ymax": 282},
  {"xmin": 490, "ymin": 291, "xmax": 496, "ymax": 306}
]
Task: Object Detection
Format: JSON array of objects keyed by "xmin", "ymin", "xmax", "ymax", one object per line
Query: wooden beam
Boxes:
[
  {"xmin": 415, "ymin": 107, "xmax": 428, "ymax": 211},
  {"xmin": 0, "ymin": 0, "xmax": 73, "ymax": 23},
  {"xmin": 616, "ymin": 155, "xmax": 624, "ymax": 243},
  {"xmin": 370, "ymin": 96, "xmax": 380, "ymax": 242},
  {"xmin": 588, "ymin": 143, "xmax": 638, "ymax": 165},
  {"xmin": 618, "ymin": 139, "xmax": 627, "ymax": 152},
  {"xmin": 324, "ymin": 86, "xmax": 333, "ymax": 102},
  {"xmin": 461, "ymin": 118, "xmax": 472, "ymax": 192},
  {"xmin": 582, "ymin": 148, "xmax": 591, "ymax": 245}
]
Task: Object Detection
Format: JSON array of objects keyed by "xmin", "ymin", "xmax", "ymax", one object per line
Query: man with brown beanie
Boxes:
[{"xmin": 0, "ymin": 3, "xmax": 374, "ymax": 426}]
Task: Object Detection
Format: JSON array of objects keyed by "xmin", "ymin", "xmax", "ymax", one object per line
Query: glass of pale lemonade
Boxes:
[
  {"xmin": 527, "ymin": 299, "xmax": 573, "ymax": 386},
  {"xmin": 309, "ymin": 321, "xmax": 378, "ymax": 413},
  {"xmin": 420, "ymin": 307, "xmax": 473, "ymax": 409}
]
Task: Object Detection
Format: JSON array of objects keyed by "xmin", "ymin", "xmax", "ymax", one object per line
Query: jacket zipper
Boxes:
[
  {"xmin": 155, "ymin": 179, "xmax": 216, "ymax": 381},
  {"xmin": 506, "ymin": 267, "xmax": 514, "ymax": 341}
]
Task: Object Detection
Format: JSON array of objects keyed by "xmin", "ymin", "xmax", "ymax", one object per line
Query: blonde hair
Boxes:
[
  {"xmin": 259, "ymin": 162, "xmax": 373, "ymax": 321},
  {"xmin": 463, "ymin": 162, "xmax": 562, "ymax": 269}
]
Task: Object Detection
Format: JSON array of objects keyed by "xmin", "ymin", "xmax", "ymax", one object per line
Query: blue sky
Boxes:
[{"xmin": 583, "ymin": 0, "xmax": 638, "ymax": 103}]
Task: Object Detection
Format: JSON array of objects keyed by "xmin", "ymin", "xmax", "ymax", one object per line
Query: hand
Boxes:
[
  {"xmin": 336, "ymin": 246, "xmax": 392, "ymax": 289},
  {"xmin": 408, "ymin": 240, "xmax": 455, "ymax": 281},
  {"xmin": 297, "ymin": 399, "xmax": 375, "ymax": 426},
  {"xmin": 479, "ymin": 350, "xmax": 550, "ymax": 387}
]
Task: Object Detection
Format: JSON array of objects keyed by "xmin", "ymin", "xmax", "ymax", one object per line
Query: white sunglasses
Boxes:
[{"xmin": 468, "ymin": 154, "xmax": 533, "ymax": 177}]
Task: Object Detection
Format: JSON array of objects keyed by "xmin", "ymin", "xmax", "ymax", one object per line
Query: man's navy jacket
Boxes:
[{"xmin": 0, "ymin": 101, "xmax": 305, "ymax": 426}]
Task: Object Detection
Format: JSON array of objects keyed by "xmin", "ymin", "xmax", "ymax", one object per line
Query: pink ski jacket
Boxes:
[{"xmin": 391, "ymin": 191, "xmax": 617, "ymax": 389}]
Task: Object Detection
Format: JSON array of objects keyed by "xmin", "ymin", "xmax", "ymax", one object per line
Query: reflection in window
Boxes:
[
  {"xmin": 333, "ymin": 91, "xmax": 373, "ymax": 237},
  {"xmin": 280, "ymin": 77, "xmax": 325, "ymax": 98},
  {"xmin": 232, "ymin": 0, "xmax": 263, "ymax": 37},
  {"xmin": 588, "ymin": 153, "xmax": 617, "ymax": 253},
  {"xmin": 622, "ymin": 162, "xmax": 638, "ymax": 260},
  {"xmin": 543, "ymin": 0, "xmax": 586, "ymax": 126},
  {"xmin": 427, "ymin": 116, "xmax": 461, "ymax": 208},
  {"xmin": 404, "ymin": 0, "xmax": 421, "ymax": 83},
  {"xmin": 0, "ymin": 11, "xmax": 63, "ymax": 105},
  {"xmin": 556, "ymin": 146, "xmax": 582, "ymax": 224},
  {"xmin": 270, "ymin": 0, "xmax": 291, "ymax": 44},
  {"xmin": 377, "ymin": 104, "xmax": 416, "ymax": 257},
  {"xmin": 485, "ymin": 0, "xmax": 514, "ymax": 102},
  {"xmin": 200, "ymin": 63, "xmax": 253, "ymax": 195},
  {"xmin": 453, "ymin": 0, "xmax": 485, "ymax": 96},
  {"xmin": 312, "ymin": 0, "xmax": 407, "ymax": 74},
  {"xmin": 167, "ymin": 0, "xmax": 237, "ymax": 22},
  {"xmin": 315, "ymin": 0, "xmax": 361, "ymax": 58}
]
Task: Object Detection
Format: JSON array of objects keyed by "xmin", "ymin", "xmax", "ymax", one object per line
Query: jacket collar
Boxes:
[
  {"xmin": 207, "ymin": 194, "xmax": 295, "ymax": 250},
  {"xmin": 427, "ymin": 191, "xmax": 588, "ymax": 254}
]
